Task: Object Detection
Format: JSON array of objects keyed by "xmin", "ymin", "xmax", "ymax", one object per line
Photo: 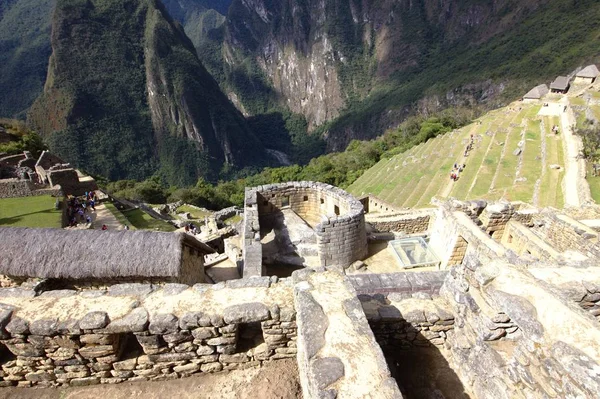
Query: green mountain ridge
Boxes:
[{"xmin": 27, "ymin": 0, "xmax": 266, "ymax": 185}]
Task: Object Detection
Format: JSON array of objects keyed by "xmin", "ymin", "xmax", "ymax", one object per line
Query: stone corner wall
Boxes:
[
  {"xmin": 242, "ymin": 182, "xmax": 368, "ymax": 275},
  {"xmin": 441, "ymin": 260, "xmax": 600, "ymax": 399},
  {"xmin": 293, "ymin": 270, "xmax": 402, "ymax": 398},
  {"xmin": 0, "ymin": 280, "xmax": 297, "ymax": 388},
  {"xmin": 242, "ymin": 188, "xmax": 263, "ymax": 278}
]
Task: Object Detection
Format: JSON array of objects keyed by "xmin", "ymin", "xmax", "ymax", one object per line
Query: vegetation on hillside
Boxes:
[
  {"xmin": 105, "ymin": 108, "xmax": 473, "ymax": 208},
  {"xmin": 0, "ymin": 0, "xmax": 54, "ymax": 119},
  {"xmin": 0, "ymin": 119, "xmax": 47, "ymax": 158}
]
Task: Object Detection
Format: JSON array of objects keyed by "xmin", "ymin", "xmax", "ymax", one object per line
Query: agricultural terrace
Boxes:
[{"xmin": 349, "ymin": 102, "xmax": 566, "ymax": 208}]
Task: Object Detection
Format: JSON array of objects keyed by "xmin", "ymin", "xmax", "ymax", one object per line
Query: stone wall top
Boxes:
[
  {"xmin": 294, "ymin": 270, "xmax": 401, "ymax": 398},
  {"xmin": 0, "ymin": 278, "xmax": 294, "ymax": 336}
]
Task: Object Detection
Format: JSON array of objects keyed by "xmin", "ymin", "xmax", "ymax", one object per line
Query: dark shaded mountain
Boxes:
[
  {"xmin": 0, "ymin": 0, "xmax": 55, "ymax": 119},
  {"xmin": 27, "ymin": 0, "xmax": 266, "ymax": 185},
  {"xmin": 181, "ymin": 0, "xmax": 600, "ymax": 150}
]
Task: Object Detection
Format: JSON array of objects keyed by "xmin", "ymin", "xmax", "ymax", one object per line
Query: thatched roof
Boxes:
[
  {"xmin": 0, "ymin": 228, "xmax": 214, "ymax": 280},
  {"xmin": 523, "ymin": 84, "xmax": 549, "ymax": 99},
  {"xmin": 577, "ymin": 65, "xmax": 600, "ymax": 79},
  {"xmin": 550, "ymin": 76, "xmax": 570, "ymax": 91}
]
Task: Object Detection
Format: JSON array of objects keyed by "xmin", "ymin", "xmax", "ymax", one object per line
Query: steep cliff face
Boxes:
[
  {"xmin": 221, "ymin": 0, "xmax": 548, "ymax": 131},
  {"xmin": 28, "ymin": 0, "xmax": 265, "ymax": 184},
  {"xmin": 0, "ymin": 0, "xmax": 55, "ymax": 119}
]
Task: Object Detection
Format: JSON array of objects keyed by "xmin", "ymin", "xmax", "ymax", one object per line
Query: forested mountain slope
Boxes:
[{"xmin": 27, "ymin": 0, "xmax": 266, "ymax": 185}]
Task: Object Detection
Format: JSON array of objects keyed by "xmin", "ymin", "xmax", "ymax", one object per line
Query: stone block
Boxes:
[
  {"xmin": 223, "ymin": 303, "xmax": 270, "ymax": 324},
  {"xmin": 25, "ymin": 371, "xmax": 55, "ymax": 382},
  {"xmin": 113, "ymin": 358, "xmax": 137, "ymax": 371},
  {"xmin": 29, "ymin": 319, "xmax": 58, "ymax": 336},
  {"xmin": 179, "ymin": 312, "xmax": 211, "ymax": 330},
  {"xmin": 149, "ymin": 314, "xmax": 179, "ymax": 335},
  {"xmin": 79, "ymin": 311, "xmax": 110, "ymax": 330},
  {"xmin": 106, "ymin": 308, "xmax": 149, "ymax": 333},
  {"xmin": 173, "ymin": 363, "xmax": 200, "ymax": 374},
  {"xmin": 108, "ymin": 284, "xmax": 154, "ymax": 297},
  {"xmin": 191, "ymin": 327, "xmax": 218, "ymax": 340},
  {"xmin": 219, "ymin": 353, "xmax": 249, "ymax": 363},
  {"xmin": 70, "ymin": 377, "xmax": 100, "ymax": 386},
  {"xmin": 200, "ymin": 362, "xmax": 222, "ymax": 373},
  {"xmin": 5, "ymin": 317, "xmax": 28, "ymax": 335},
  {"xmin": 78, "ymin": 345, "xmax": 116, "ymax": 359}
]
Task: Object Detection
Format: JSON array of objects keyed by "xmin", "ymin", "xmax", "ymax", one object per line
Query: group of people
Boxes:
[
  {"xmin": 464, "ymin": 134, "xmax": 475, "ymax": 157},
  {"xmin": 184, "ymin": 224, "xmax": 199, "ymax": 235},
  {"xmin": 66, "ymin": 191, "xmax": 97, "ymax": 227},
  {"xmin": 450, "ymin": 163, "xmax": 466, "ymax": 182}
]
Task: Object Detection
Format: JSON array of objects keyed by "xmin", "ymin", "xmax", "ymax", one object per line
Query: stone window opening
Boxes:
[
  {"xmin": 0, "ymin": 344, "xmax": 16, "ymax": 364},
  {"xmin": 303, "ymin": 195, "xmax": 308, "ymax": 201},
  {"xmin": 320, "ymin": 198, "xmax": 325, "ymax": 205},
  {"xmin": 119, "ymin": 333, "xmax": 145, "ymax": 360},
  {"xmin": 508, "ymin": 234, "xmax": 513, "ymax": 244},
  {"xmin": 281, "ymin": 196, "xmax": 290, "ymax": 208},
  {"xmin": 334, "ymin": 205, "xmax": 340, "ymax": 216},
  {"xmin": 237, "ymin": 322, "xmax": 265, "ymax": 352}
]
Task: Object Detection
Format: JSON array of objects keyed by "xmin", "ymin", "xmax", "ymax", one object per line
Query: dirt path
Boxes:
[
  {"xmin": 559, "ymin": 97, "xmax": 592, "ymax": 207},
  {"xmin": 92, "ymin": 203, "xmax": 124, "ymax": 230},
  {"xmin": 0, "ymin": 359, "xmax": 301, "ymax": 399}
]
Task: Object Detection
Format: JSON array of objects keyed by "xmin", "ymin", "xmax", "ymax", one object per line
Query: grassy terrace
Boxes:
[
  {"xmin": 105, "ymin": 202, "xmax": 175, "ymax": 232},
  {"xmin": 349, "ymin": 102, "xmax": 568, "ymax": 208},
  {"xmin": 0, "ymin": 195, "xmax": 62, "ymax": 228},
  {"xmin": 175, "ymin": 205, "xmax": 211, "ymax": 220}
]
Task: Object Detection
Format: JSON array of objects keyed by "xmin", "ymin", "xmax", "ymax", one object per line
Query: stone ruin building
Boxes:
[
  {"xmin": 0, "ymin": 181, "xmax": 599, "ymax": 398},
  {"xmin": 0, "ymin": 150, "xmax": 97, "ymax": 199}
]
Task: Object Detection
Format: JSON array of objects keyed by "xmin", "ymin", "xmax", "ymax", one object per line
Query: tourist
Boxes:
[{"xmin": 102, "ymin": 224, "xmax": 108, "ymax": 231}]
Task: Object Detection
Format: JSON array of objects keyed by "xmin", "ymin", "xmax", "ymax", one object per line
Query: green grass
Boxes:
[
  {"xmin": 104, "ymin": 202, "xmax": 134, "ymax": 229},
  {"xmin": 105, "ymin": 202, "xmax": 175, "ymax": 232},
  {"xmin": 122, "ymin": 209, "xmax": 176, "ymax": 232},
  {"xmin": 175, "ymin": 205, "xmax": 211, "ymax": 220},
  {"xmin": 588, "ymin": 174, "xmax": 600, "ymax": 204},
  {"xmin": 0, "ymin": 195, "xmax": 62, "ymax": 228},
  {"xmin": 349, "ymin": 103, "xmax": 567, "ymax": 208},
  {"xmin": 223, "ymin": 214, "xmax": 242, "ymax": 224}
]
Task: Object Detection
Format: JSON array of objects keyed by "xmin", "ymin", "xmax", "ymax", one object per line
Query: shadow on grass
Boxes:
[{"xmin": 0, "ymin": 209, "xmax": 61, "ymax": 228}]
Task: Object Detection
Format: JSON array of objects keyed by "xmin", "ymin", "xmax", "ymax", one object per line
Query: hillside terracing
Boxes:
[{"xmin": 349, "ymin": 102, "xmax": 569, "ymax": 208}]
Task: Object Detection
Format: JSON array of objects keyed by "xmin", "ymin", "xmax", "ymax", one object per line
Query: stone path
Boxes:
[{"xmin": 92, "ymin": 203, "xmax": 124, "ymax": 230}]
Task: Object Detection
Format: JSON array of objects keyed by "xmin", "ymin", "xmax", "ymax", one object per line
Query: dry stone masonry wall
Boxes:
[
  {"xmin": 0, "ymin": 279, "xmax": 297, "ymax": 388},
  {"xmin": 243, "ymin": 182, "xmax": 367, "ymax": 276}
]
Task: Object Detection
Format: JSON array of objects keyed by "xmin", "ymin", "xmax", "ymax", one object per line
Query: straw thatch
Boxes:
[
  {"xmin": 550, "ymin": 76, "xmax": 570, "ymax": 91},
  {"xmin": 523, "ymin": 84, "xmax": 549, "ymax": 100},
  {"xmin": 577, "ymin": 65, "xmax": 600, "ymax": 79},
  {"xmin": 0, "ymin": 228, "xmax": 214, "ymax": 280}
]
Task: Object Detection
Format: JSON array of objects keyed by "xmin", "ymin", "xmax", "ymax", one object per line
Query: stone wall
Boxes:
[
  {"xmin": 348, "ymin": 271, "xmax": 447, "ymax": 297},
  {"xmin": 531, "ymin": 211, "xmax": 600, "ymax": 258},
  {"xmin": 294, "ymin": 270, "xmax": 402, "ymax": 398},
  {"xmin": 0, "ymin": 179, "xmax": 34, "ymax": 199},
  {"xmin": 441, "ymin": 260, "xmax": 600, "ymax": 398},
  {"xmin": 366, "ymin": 212, "xmax": 432, "ymax": 235},
  {"xmin": 48, "ymin": 169, "xmax": 97, "ymax": 197},
  {"xmin": 500, "ymin": 221, "xmax": 560, "ymax": 261},
  {"xmin": 360, "ymin": 296, "xmax": 455, "ymax": 349},
  {"xmin": 360, "ymin": 196, "xmax": 403, "ymax": 214},
  {"xmin": 243, "ymin": 182, "xmax": 367, "ymax": 275},
  {"xmin": 0, "ymin": 278, "xmax": 296, "ymax": 388}
]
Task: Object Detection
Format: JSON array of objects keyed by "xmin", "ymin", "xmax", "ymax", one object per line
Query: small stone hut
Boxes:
[
  {"xmin": 575, "ymin": 64, "xmax": 600, "ymax": 84},
  {"xmin": 550, "ymin": 76, "xmax": 570, "ymax": 94},
  {"xmin": 0, "ymin": 228, "xmax": 214, "ymax": 287},
  {"xmin": 522, "ymin": 84, "xmax": 549, "ymax": 102}
]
